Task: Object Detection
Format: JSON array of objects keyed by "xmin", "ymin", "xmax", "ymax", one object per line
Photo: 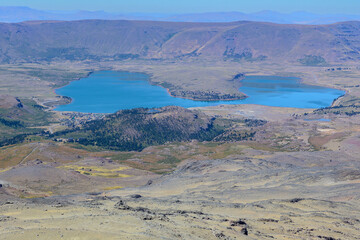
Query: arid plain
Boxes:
[{"xmin": 0, "ymin": 20, "xmax": 360, "ymax": 239}]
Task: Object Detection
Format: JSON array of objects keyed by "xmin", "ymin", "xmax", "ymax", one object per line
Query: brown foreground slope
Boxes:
[
  {"xmin": 1, "ymin": 150, "xmax": 360, "ymax": 240},
  {"xmin": 1, "ymin": 105, "xmax": 360, "ymax": 239}
]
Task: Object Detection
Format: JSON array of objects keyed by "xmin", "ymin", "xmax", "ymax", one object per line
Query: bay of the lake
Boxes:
[{"xmin": 54, "ymin": 71, "xmax": 345, "ymax": 113}]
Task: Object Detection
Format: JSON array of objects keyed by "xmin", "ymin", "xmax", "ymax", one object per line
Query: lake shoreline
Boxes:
[{"xmin": 53, "ymin": 71, "xmax": 345, "ymax": 113}]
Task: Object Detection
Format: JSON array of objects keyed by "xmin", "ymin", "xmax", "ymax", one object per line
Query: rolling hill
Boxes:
[{"xmin": 0, "ymin": 19, "xmax": 360, "ymax": 64}]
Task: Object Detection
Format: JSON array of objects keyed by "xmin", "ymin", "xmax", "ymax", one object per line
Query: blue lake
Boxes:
[
  {"xmin": 304, "ymin": 118, "xmax": 331, "ymax": 122},
  {"xmin": 54, "ymin": 71, "xmax": 345, "ymax": 113}
]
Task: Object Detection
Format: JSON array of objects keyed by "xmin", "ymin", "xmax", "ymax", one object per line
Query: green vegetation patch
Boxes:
[
  {"xmin": 111, "ymin": 153, "xmax": 136, "ymax": 162},
  {"xmin": 224, "ymin": 48, "xmax": 267, "ymax": 62},
  {"xmin": 298, "ymin": 55, "xmax": 326, "ymax": 66},
  {"xmin": 53, "ymin": 106, "xmax": 225, "ymax": 151},
  {"xmin": 158, "ymin": 155, "xmax": 181, "ymax": 164},
  {"xmin": 312, "ymin": 96, "xmax": 360, "ymax": 116},
  {"xmin": 0, "ymin": 98, "xmax": 55, "ymax": 147},
  {"xmin": 313, "ymin": 105, "xmax": 360, "ymax": 116}
]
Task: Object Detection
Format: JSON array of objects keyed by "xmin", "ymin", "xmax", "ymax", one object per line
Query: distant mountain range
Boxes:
[{"xmin": 2, "ymin": 6, "xmax": 360, "ymax": 24}]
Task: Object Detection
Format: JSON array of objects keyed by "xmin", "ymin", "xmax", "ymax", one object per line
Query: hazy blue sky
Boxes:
[{"xmin": 0, "ymin": 0, "xmax": 359, "ymax": 14}]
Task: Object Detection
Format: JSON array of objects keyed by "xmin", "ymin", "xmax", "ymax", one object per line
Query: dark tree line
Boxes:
[
  {"xmin": 0, "ymin": 134, "xmax": 29, "ymax": 147},
  {"xmin": 0, "ymin": 117, "xmax": 24, "ymax": 128}
]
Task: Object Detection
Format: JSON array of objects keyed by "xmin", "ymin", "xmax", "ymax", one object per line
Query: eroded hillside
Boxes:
[{"xmin": 1, "ymin": 20, "xmax": 360, "ymax": 63}]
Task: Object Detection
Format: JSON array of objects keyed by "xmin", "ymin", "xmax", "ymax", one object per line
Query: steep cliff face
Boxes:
[{"xmin": 0, "ymin": 20, "xmax": 360, "ymax": 63}]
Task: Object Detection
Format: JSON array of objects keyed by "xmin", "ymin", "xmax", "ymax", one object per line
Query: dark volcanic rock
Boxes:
[
  {"xmin": 230, "ymin": 219, "xmax": 247, "ymax": 226},
  {"xmin": 240, "ymin": 227, "xmax": 248, "ymax": 235},
  {"xmin": 130, "ymin": 194, "xmax": 142, "ymax": 199},
  {"xmin": 115, "ymin": 200, "xmax": 131, "ymax": 210}
]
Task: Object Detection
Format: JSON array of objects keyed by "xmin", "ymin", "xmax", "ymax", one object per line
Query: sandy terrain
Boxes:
[
  {"xmin": 0, "ymin": 58, "xmax": 360, "ymax": 239},
  {"xmin": 1, "ymin": 148, "xmax": 360, "ymax": 239}
]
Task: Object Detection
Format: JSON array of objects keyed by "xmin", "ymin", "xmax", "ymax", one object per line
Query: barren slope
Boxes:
[{"xmin": 0, "ymin": 20, "xmax": 360, "ymax": 63}]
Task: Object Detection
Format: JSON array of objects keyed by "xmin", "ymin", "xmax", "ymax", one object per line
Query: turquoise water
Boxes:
[
  {"xmin": 304, "ymin": 118, "xmax": 331, "ymax": 122},
  {"xmin": 54, "ymin": 71, "xmax": 345, "ymax": 113}
]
